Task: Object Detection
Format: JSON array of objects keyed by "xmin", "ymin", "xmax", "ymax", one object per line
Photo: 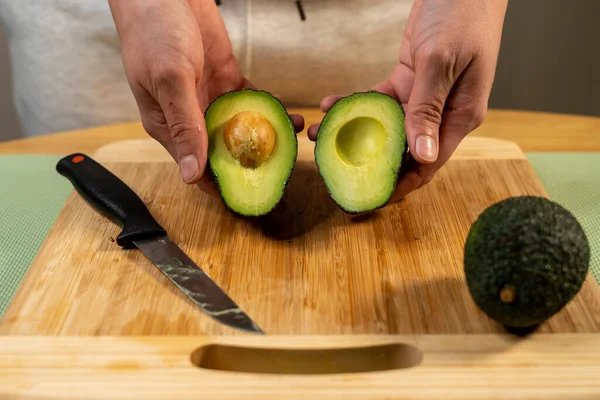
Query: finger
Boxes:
[
  {"xmin": 196, "ymin": 172, "xmax": 220, "ymax": 198},
  {"xmin": 155, "ymin": 67, "xmax": 207, "ymax": 185},
  {"xmin": 137, "ymin": 102, "xmax": 220, "ymax": 199},
  {"xmin": 388, "ymin": 60, "xmax": 489, "ymax": 203},
  {"xmin": 312, "ymin": 84, "xmax": 397, "ymax": 142},
  {"xmin": 374, "ymin": 61, "xmax": 415, "ymax": 105},
  {"xmin": 309, "ymin": 93, "xmax": 347, "ymax": 141},
  {"xmin": 290, "ymin": 113, "xmax": 305, "ymax": 133},
  {"xmin": 307, "ymin": 124, "xmax": 319, "ymax": 141},
  {"xmin": 320, "ymin": 94, "xmax": 344, "ymax": 112},
  {"xmin": 260, "ymin": 92, "xmax": 304, "ymax": 133},
  {"xmin": 242, "ymin": 79, "xmax": 257, "ymax": 90},
  {"xmin": 389, "ymin": 89, "xmax": 485, "ymax": 203},
  {"xmin": 405, "ymin": 51, "xmax": 460, "ymax": 165},
  {"xmin": 388, "ymin": 122, "xmax": 465, "ymax": 203},
  {"xmin": 388, "ymin": 157, "xmax": 434, "ymax": 204},
  {"xmin": 372, "ymin": 79, "xmax": 399, "ymax": 99},
  {"xmin": 314, "ymin": 79, "xmax": 403, "ymax": 143},
  {"xmin": 321, "ymin": 85, "xmax": 398, "ymax": 112}
]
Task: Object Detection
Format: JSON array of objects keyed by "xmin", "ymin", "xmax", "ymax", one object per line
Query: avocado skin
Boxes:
[
  {"xmin": 204, "ymin": 89, "xmax": 298, "ymax": 218},
  {"xmin": 314, "ymin": 91, "xmax": 408, "ymax": 214},
  {"xmin": 464, "ymin": 196, "xmax": 590, "ymax": 330}
]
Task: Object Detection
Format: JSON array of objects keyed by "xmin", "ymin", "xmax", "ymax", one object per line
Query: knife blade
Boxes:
[{"xmin": 56, "ymin": 153, "xmax": 264, "ymax": 335}]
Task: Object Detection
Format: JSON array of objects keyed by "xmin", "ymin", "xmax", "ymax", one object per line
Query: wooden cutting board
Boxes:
[
  {"xmin": 3, "ymin": 334, "xmax": 600, "ymax": 399},
  {"xmin": 1, "ymin": 135, "xmax": 599, "ymax": 336}
]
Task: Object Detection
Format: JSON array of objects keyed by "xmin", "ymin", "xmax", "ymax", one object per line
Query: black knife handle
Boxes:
[{"xmin": 56, "ymin": 153, "xmax": 166, "ymax": 248}]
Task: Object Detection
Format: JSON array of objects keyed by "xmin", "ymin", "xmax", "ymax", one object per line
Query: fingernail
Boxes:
[
  {"xmin": 415, "ymin": 135, "xmax": 437, "ymax": 163},
  {"xmin": 180, "ymin": 155, "xmax": 200, "ymax": 183}
]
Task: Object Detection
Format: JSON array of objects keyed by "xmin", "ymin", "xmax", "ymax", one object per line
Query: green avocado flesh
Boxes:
[
  {"xmin": 464, "ymin": 196, "xmax": 590, "ymax": 331},
  {"xmin": 205, "ymin": 89, "xmax": 297, "ymax": 217},
  {"xmin": 314, "ymin": 91, "xmax": 407, "ymax": 213}
]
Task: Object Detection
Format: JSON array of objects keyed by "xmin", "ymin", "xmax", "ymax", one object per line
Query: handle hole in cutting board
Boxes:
[{"xmin": 190, "ymin": 343, "xmax": 422, "ymax": 374}]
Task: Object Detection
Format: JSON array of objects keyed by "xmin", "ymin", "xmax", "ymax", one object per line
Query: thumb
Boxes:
[
  {"xmin": 406, "ymin": 54, "xmax": 455, "ymax": 164},
  {"xmin": 157, "ymin": 72, "xmax": 207, "ymax": 184}
]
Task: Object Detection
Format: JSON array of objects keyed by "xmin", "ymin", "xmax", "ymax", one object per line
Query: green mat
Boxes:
[
  {"xmin": 0, "ymin": 153, "xmax": 598, "ymax": 319},
  {"xmin": 0, "ymin": 155, "xmax": 72, "ymax": 317},
  {"xmin": 527, "ymin": 153, "xmax": 600, "ymax": 284}
]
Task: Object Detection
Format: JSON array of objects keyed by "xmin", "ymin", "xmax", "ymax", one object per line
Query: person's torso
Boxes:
[
  {"xmin": 220, "ymin": 0, "xmax": 413, "ymax": 106},
  {"xmin": 0, "ymin": 0, "xmax": 412, "ymax": 136}
]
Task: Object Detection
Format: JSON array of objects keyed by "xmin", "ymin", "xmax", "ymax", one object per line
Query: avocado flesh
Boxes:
[
  {"xmin": 464, "ymin": 196, "xmax": 590, "ymax": 330},
  {"xmin": 205, "ymin": 89, "xmax": 297, "ymax": 217},
  {"xmin": 315, "ymin": 91, "xmax": 407, "ymax": 213}
]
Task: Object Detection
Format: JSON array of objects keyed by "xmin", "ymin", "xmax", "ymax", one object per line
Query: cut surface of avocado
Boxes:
[
  {"xmin": 205, "ymin": 89, "xmax": 297, "ymax": 217},
  {"xmin": 314, "ymin": 91, "xmax": 407, "ymax": 213}
]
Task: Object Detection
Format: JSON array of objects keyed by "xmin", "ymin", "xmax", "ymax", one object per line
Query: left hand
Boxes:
[{"xmin": 308, "ymin": 0, "xmax": 508, "ymax": 203}]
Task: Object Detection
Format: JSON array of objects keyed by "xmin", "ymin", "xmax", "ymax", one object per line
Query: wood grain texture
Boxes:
[
  {"xmin": 1, "ymin": 137, "xmax": 600, "ymax": 336},
  {"xmin": 1, "ymin": 109, "xmax": 600, "ymax": 155},
  {"xmin": 2, "ymin": 334, "xmax": 600, "ymax": 399}
]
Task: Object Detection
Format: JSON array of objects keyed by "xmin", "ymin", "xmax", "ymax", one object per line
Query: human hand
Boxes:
[
  {"xmin": 308, "ymin": 0, "xmax": 507, "ymax": 203},
  {"xmin": 109, "ymin": 0, "xmax": 304, "ymax": 196}
]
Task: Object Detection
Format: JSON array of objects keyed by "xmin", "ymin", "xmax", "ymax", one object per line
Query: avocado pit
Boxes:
[{"xmin": 224, "ymin": 111, "xmax": 276, "ymax": 168}]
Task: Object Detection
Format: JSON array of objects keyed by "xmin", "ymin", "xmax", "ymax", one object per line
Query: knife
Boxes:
[{"xmin": 56, "ymin": 153, "xmax": 264, "ymax": 335}]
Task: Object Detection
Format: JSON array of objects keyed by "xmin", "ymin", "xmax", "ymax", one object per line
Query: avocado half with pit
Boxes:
[
  {"xmin": 314, "ymin": 91, "xmax": 407, "ymax": 214},
  {"xmin": 464, "ymin": 196, "xmax": 590, "ymax": 333},
  {"xmin": 205, "ymin": 89, "xmax": 297, "ymax": 217}
]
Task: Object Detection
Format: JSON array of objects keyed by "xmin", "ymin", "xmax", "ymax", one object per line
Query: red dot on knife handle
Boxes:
[{"xmin": 72, "ymin": 155, "xmax": 84, "ymax": 163}]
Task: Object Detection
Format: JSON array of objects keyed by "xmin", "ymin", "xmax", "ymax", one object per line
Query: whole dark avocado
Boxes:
[{"xmin": 464, "ymin": 196, "xmax": 590, "ymax": 331}]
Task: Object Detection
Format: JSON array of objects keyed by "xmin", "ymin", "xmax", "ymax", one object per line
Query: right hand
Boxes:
[{"xmin": 108, "ymin": 0, "xmax": 304, "ymax": 197}]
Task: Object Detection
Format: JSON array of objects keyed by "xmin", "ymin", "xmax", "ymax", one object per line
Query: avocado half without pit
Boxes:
[
  {"xmin": 314, "ymin": 91, "xmax": 408, "ymax": 214},
  {"xmin": 464, "ymin": 196, "xmax": 590, "ymax": 333},
  {"xmin": 205, "ymin": 89, "xmax": 298, "ymax": 217}
]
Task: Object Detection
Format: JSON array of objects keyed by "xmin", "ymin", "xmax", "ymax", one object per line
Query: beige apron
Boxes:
[{"xmin": 0, "ymin": 0, "xmax": 412, "ymax": 137}]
